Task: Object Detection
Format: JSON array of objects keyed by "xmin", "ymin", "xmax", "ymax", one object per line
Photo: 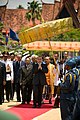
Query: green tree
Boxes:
[
  {"xmin": 17, "ymin": 5, "xmax": 24, "ymax": 9},
  {"xmin": 0, "ymin": 22, "xmax": 3, "ymax": 31},
  {"xmin": 52, "ymin": 28, "xmax": 80, "ymax": 41},
  {"xmin": 0, "ymin": 21, "xmax": 5, "ymax": 46},
  {"xmin": 26, "ymin": 0, "xmax": 42, "ymax": 26}
]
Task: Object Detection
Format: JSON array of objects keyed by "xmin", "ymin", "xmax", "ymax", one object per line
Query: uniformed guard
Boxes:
[
  {"xmin": 72, "ymin": 56, "xmax": 80, "ymax": 120},
  {"xmin": 58, "ymin": 58, "xmax": 76, "ymax": 120},
  {"xmin": 71, "ymin": 57, "xmax": 80, "ymax": 95}
]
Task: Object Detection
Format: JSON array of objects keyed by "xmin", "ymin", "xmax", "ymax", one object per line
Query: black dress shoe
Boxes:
[
  {"xmin": 38, "ymin": 105, "xmax": 41, "ymax": 108},
  {"xmin": 53, "ymin": 105, "xmax": 59, "ymax": 108},
  {"xmin": 10, "ymin": 98, "xmax": 13, "ymax": 100},
  {"xmin": 0, "ymin": 103, "xmax": 2, "ymax": 105},
  {"xmin": 33, "ymin": 105, "xmax": 36, "ymax": 108},
  {"xmin": 17, "ymin": 100, "xmax": 21, "ymax": 102},
  {"xmin": 21, "ymin": 101, "xmax": 25, "ymax": 104},
  {"xmin": 49, "ymin": 99, "xmax": 52, "ymax": 104}
]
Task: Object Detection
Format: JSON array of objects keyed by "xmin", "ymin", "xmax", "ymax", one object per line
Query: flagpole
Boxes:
[
  {"xmin": 46, "ymin": 33, "xmax": 52, "ymax": 51},
  {"xmin": 5, "ymin": 29, "xmax": 8, "ymax": 51}
]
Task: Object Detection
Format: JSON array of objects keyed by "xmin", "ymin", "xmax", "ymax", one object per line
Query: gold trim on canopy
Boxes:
[{"xmin": 23, "ymin": 41, "xmax": 80, "ymax": 51}]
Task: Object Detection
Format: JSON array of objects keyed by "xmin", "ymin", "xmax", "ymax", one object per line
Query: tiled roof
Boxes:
[{"xmin": 0, "ymin": 0, "xmax": 80, "ymax": 32}]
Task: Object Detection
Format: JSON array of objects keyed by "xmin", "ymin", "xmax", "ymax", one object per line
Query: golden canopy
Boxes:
[{"xmin": 19, "ymin": 17, "xmax": 73, "ymax": 44}]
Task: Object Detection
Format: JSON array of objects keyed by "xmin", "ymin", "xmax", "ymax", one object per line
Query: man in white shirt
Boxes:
[{"xmin": 1, "ymin": 52, "xmax": 14, "ymax": 102}]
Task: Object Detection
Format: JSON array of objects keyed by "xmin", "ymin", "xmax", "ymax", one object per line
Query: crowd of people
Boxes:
[{"xmin": 0, "ymin": 51, "xmax": 80, "ymax": 120}]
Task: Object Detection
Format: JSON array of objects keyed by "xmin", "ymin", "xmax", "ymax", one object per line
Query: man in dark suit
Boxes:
[
  {"xmin": 0, "ymin": 61, "xmax": 6, "ymax": 105},
  {"xmin": 32, "ymin": 56, "xmax": 48, "ymax": 108},
  {"xmin": 20, "ymin": 57, "xmax": 33, "ymax": 104},
  {"xmin": 14, "ymin": 53, "xmax": 25, "ymax": 102}
]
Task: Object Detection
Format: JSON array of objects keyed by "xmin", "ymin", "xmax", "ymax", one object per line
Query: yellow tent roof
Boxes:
[{"xmin": 19, "ymin": 17, "xmax": 73, "ymax": 44}]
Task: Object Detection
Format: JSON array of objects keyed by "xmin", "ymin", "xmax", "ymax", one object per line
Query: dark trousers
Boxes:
[
  {"xmin": 72, "ymin": 98, "xmax": 80, "ymax": 120},
  {"xmin": 10, "ymin": 83, "xmax": 15, "ymax": 100},
  {"xmin": 6, "ymin": 81, "xmax": 11, "ymax": 101},
  {"xmin": 2, "ymin": 85, "xmax": 4, "ymax": 103},
  {"xmin": 0, "ymin": 84, "xmax": 3, "ymax": 104},
  {"xmin": 33, "ymin": 84, "xmax": 43, "ymax": 106},
  {"xmin": 54, "ymin": 86, "xmax": 60, "ymax": 107},
  {"xmin": 54, "ymin": 86, "xmax": 58, "ymax": 97},
  {"xmin": 21, "ymin": 83, "xmax": 32, "ymax": 103},
  {"xmin": 16, "ymin": 83, "xmax": 21, "ymax": 101},
  {"xmin": 60, "ymin": 99, "xmax": 75, "ymax": 120}
]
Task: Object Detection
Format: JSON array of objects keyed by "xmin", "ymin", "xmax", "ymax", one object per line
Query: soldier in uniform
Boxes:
[
  {"xmin": 72, "ymin": 56, "xmax": 80, "ymax": 120},
  {"xmin": 58, "ymin": 59, "xmax": 76, "ymax": 120}
]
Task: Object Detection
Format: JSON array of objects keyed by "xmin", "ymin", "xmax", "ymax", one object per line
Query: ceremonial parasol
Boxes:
[{"xmin": 19, "ymin": 17, "xmax": 73, "ymax": 45}]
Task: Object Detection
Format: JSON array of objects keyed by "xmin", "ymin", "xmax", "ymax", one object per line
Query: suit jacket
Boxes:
[
  {"xmin": 14, "ymin": 61, "xmax": 25, "ymax": 83},
  {"xmin": 0, "ymin": 62, "xmax": 6, "ymax": 84},
  {"xmin": 20, "ymin": 64, "xmax": 33, "ymax": 85},
  {"xmin": 32, "ymin": 62, "xmax": 48, "ymax": 85}
]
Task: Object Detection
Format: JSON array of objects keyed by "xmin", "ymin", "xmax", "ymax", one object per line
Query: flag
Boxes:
[
  {"xmin": 10, "ymin": 28, "xmax": 19, "ymax": 42},
  {"xmin": 6, "ymin": 30, "xmax": 8, "ymax": 45}
]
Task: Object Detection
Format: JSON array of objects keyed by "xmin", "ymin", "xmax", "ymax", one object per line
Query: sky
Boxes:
[
  {"xmin": 7, "ymin": 0, "xmax": 54, "ymax": 9},
  {"xmin": 0, "ymin": 0, "xmax": 55, "ymax": 9},
  {"xmin": 7, "ymin": 0, "xmax": 38, "ymax": 9}
]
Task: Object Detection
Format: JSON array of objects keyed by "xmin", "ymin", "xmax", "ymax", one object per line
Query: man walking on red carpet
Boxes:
[{"xmin": 32, "ymin": 56, "xmax": 48, "ymax": 108}]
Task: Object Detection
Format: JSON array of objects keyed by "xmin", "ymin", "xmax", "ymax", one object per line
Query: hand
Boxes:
[
  {"xmin": 20, "ymin": 82, "xmax": 22, "ymax": 86},
  {"xmin": 3, "ymin": 80, "xmax": 6, "ymax": 85},
  {"xmin": 38, "ymin": 64, "xmax": 42, "ymax": 70},
  {"xmin": 57, "ymin": 80, "xmax": 61, "ymax": 85},
  {"xmin": 38, "ymin": 66, "xmax": 42, "ymax": 70},
  {"xmin": 11, "ymin": 80, "xmax": 14, "ymax": 84}
]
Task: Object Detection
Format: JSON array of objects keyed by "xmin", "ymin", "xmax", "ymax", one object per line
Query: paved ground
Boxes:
[{"xmin": 0, "ymin": 93, "xmax": 61, "ymax": 120}]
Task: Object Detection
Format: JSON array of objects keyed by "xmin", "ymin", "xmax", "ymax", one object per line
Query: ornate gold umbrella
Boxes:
[{"xmin": 19, "ymin": 17, "xmax": 73, "ymax": 45}]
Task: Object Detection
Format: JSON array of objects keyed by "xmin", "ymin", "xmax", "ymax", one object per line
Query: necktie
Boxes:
[{"xmin": 17, "ymin": 61, "xmax": 20, "ymax": 68}]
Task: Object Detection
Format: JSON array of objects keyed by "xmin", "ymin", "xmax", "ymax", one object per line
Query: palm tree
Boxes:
[{"xmin": 26, "ymin": 0, "xmax": 42, "ymax": 26}]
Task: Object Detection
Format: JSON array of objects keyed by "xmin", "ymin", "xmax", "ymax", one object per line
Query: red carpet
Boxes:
[{"xmin": 6, "ymin": 100, "xmax": 54, "ymax": 120}]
